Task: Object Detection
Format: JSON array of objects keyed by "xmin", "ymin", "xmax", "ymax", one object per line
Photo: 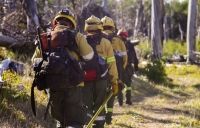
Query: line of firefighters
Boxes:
[{"xmin": 32, "ymin": 9, "xmax": 139, "ymax": 128}]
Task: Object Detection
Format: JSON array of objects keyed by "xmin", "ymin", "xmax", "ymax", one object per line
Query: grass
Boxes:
[{"xmin": 104, "ymin": 62, "xmax": 200, "ymax": 128}]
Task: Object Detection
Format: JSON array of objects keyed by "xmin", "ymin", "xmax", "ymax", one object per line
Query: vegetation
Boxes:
[{"xmin": 0, "ymin": 36, "xmax": 200, "ymax": 127}]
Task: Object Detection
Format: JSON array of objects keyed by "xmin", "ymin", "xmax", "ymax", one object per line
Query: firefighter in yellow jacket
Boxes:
[
  {"xmin": 101, "ymin": 16, "xmax": 128, "ymax": 125},
  {"xmin": 31, "ymin": 9, "xmax": 94, "ymax": 128},
  {"xmin": 117, "ymin": 28, "xmax": 139, "ymax": 106},
  {"xmin": 82, "ymin": 15, "xmax": 118, "ymax": 128}
]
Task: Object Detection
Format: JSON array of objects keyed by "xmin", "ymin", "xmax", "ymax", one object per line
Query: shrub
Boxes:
[{"xmin": 144, "ymin": 59, "xmax": 167, "ymax": 84}]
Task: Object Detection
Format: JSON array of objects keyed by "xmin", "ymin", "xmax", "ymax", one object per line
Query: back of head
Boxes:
[
  {"xmin": 84, "ymin": 15, "xmax": 103, "ymax": 33},
  {"xmin": 52, "ymin": 9, "xmax": 76, "ymax": 29},
  {"xmin": 101, "ymin": 16, "xmax": 115, "ymax": 30},
  {"xmin": 117, "ymin": 28, "xmax": 128, "ymax": 39}
]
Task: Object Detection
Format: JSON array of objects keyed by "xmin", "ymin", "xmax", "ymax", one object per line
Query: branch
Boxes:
[
  {"xmin": 0, "ymin": 34, "xmax": 21, "ymax": 48},
  {"xmin": 191, "ymin": 51, "xmax": 200, "ymax": 55}
]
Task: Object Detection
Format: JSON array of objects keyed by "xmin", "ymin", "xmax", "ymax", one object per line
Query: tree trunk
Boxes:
[
  {"xmin": 151, "ymin": 0, "xmax": 163, "ymax": 59},
  {"xmin": 163, "ymin": 15, "xmax": 168, "ymax": 43},
  {"xmin": 179, "ymin": 23, "xmax": 184, "ymax": 42},
  {"xmin": 187, "ymin": 0, "xmax": 197, "ymax": 63},
  {"xmin": 134, "ymin": 0, "xmax": 143, "ymax": 37},
  {"xmin": 170, "ymin": 8, "xmax": 174, "ymax": 39},
  {"xmin": 0, "ymin": 35, "xmax": 21, "ymax": 48},
  {"xmin": 23, "ymin": 0, "xmax": 40, "ymax": 32},
  {"xmin": 101, "ymin": 0, "xmax": 109, "ymax": 14},
  {"xmin": 76, "ymin": 0, "xmax": 110, "ymax": 33},
  {"xmin": 198, "ymin": 26, "xmax": 200, "ymax": 38},
  {"xmin": 158, "ymin": 0, "xmax": 165, "ymax": 45}
]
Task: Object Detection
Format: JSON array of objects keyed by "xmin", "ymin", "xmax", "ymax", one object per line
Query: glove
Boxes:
[
  {"xmin": 118, "ymin": 79, "xmax": 123, "ymax": 84},
  {"xmin": 118, "ymin": 80, "xmax": 125, "ymax": 91},
  {"xmin": 111, "ymin": 82, "xmax": 118, "ymax": 95}
]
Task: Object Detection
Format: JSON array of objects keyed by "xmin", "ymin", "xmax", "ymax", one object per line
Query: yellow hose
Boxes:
[{"xmin": 86, "ymin": 91, "xmax": 113, "ymax": 128}]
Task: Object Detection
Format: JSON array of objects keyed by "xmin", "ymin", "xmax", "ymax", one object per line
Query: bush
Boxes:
[{"xmin": 144, "ymin": 59, "xmax": 167, "ymax": 84}]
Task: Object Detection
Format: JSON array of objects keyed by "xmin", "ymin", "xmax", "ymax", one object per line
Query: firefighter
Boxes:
[
  {"xmin": 31, "ymin": 9, "xmax": 94, "ymax": 128},
  {"xmin": 82, "ymin": 15, "xmax": 118, "ymax": 128},
  {"xmin": 101, "ymin": 16, "xmax": 128, "ymax": 125},
  {"xmin": 117, "ymin": 28, "xmax": 139, "ymax": 106}
]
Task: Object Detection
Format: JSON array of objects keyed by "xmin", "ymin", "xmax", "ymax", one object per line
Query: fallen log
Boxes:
[
  {"xmin": 191, "ymin": 51, "xmax": 200, "ymax": 56},
  {"xmin": 166, "ymin": 55, "xmax": 186, "ymax": 63},
  {"xmin": 0, "ymin": 34, "xmax": 22, "ymax": 48}
]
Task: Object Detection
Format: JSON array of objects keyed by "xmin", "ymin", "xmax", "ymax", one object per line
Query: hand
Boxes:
[
  {"xmin": 118, "ymin": 79, "xmax": 125, "ymax": 90},
  {"xmin": 111, "ymin": 82, "xmax": 118, "ymax": 95}
]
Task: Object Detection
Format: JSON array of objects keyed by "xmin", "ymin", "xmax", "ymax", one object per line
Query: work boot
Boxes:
[
  {"xmin": 105, "ymin": 117, "xmax": 112, "ymax": 125},
  {"xmin": 126, "ymin": 100, "xmax": 132, "ymax": 105},
  {"xmin": 126, "ymin": 90, "xmax": 132, "ymax": 105},
  {"xmin": 118, "ymin": 98, "xmax": 123, "ymax": 106}
]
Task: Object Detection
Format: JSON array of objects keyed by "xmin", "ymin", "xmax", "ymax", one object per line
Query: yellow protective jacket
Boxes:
[
  {"xmin": 102, "ymin": 30, "xmax": 128, "ymax": 69},
  {"xmin": 87, "ymin": 33, "xmax": 118, "ymax": 84},
  {"xmin": 31, "ymin": 25, "xmax": 94, "ymax": 87}
]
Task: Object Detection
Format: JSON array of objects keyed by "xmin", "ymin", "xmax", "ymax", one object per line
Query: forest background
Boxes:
[{"xmin": 0, "ymin": 0, "xmax": 200, "ymax": 128}]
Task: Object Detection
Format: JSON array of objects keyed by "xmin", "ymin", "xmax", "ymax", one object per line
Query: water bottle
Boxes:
[
  {"xmin": 115, "ymin": 51, "xmax": 122, "ymax": 57},
  {"xmin": 98, "ymin": 56, "xmax": 106, "ymax": 65}
]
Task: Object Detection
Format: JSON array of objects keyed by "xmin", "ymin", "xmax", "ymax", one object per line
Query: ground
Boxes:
[
  {"xmin": 104, "ymin": 75, "xmax": 200, "ymax": 128},
  {"xmin": 1, "ymin": 65, "xmax": 200, "ymax": 128}
]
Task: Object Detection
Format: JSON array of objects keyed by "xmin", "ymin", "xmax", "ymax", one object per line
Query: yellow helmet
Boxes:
[
  {"xmin": 52, "ymin": 9, "xmax": 76, "ymax": 28},
  {"xmin": 101, "ymin": 16, "xmax": 115, "ymax": 28},
  {"xmin": 84, "ymin": 15, "xmax": 103, "ymax": 31}
]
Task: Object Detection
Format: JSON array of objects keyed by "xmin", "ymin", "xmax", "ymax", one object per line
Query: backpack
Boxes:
[
  {"xmin": 124, "ymin": 39, "xmax": 139, "ymax": 65},
  {"xmin": 102, "ymin": 33, "xmax": 124, "ymax": 74},
  {"xmin": 31, "ymin": 28, "xmax": 85, "ymax": 118},
  {"xmin": 80, "ymin": 34, "xmax": 109, "ymax": 82}
]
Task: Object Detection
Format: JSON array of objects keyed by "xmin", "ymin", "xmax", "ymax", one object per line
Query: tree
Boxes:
[
  {"xmin": 134, "ymin": 0, "xmax": 144, "ymax": 37},
  {"xmin": 23, "ymin": 0, "xmax": 40, "ymax": 31},
  {"xmin": 0, "ymin": 0, "xmax": 39, "ymax": 54},
  {"xmin": 76, "ymin": 0, "xmax": 110, "ymax": 33},
  {"xmin": 165, "ymin": 0, "xmax": 188, "ymax": 40},
  {"xmin": 186, "ymin": 0, "xmax": 197, "ymax": 63},
  {"xmin": 151, "ymin": 0, "xmax": 164, "ymax": 59}
]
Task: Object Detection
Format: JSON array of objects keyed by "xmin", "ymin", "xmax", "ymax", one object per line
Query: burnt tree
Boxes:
[
  {"xmin": 76, "ymin": 0, "xmax": 110, "ymax": 33},
  {"xmin": 0, "ymin": 0, "xmax": 40, "ymax": 54},
  {"xmin": 187, "ymin": 0, "xmax": 197, "ymax": 63}
]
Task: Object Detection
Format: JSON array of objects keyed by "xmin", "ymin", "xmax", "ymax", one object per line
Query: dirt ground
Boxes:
[{"xmin": 105, "ymin": 76, "xmax": 200, "ymax": 128}]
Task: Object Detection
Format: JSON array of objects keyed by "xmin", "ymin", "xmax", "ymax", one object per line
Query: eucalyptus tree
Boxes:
[
  {"xmin": 134, "ymin": 0, "xmax": 143, "ymax": 37},
  {"xmin": 186, "ymin": 0, "xmax": 197, "ymax": 63},
  {"xmin": 151, "ymin": 0, "xmax": 165, "ymax": 59}
]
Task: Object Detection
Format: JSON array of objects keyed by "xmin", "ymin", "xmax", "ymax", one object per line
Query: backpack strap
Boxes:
[
  {"xmin": 102, "ymin": 33, "xmax": 116, "ymax": 42},
  {"xmin": 31, "ymin": 81, "xmax": 36, "ymax": 116},
  {"xmin": 44, "ymin": 93, "xmax": 51, "ymax": 120},
  {"xmin": 47, "ymin": 32, "xmax": 52, "ymax": 54},
  {"xmin": 64, "ymin": 28, "xmax": 78, "ymax": 52},
  {"xmin": 86, "ymin": 33, "xmax": 102, "ymax": 56}
]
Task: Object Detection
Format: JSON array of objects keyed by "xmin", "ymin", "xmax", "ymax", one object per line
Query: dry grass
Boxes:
[
  {"xmin": 105, "ymin": 65, "xmax": 200, "ymax": 128},
  {"xmin": 1, "ymin": 58, "xmax": 200, "ymax": 128}
]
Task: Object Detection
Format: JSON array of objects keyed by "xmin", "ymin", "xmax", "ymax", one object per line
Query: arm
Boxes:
[
  {"xmin": 75, "ymin": 32, "xmax": 94, "ymax": 61},
  {"xmin": 132, "ymin": 46, "xmax": 139, "ymax": 72},
  {"xmin": 31, "ymin": 47, "xmax": 42, "ymax": 63},
  {"xmin": 119, "ymin": 39, "xmax": 128, "ymax": 69},
  {"xmin": 105, "ymin": 40, "xmax": 118, "ymax": 84},
  {"xmin": 105, "ymin": 40, "xmax": 118, "ymax": 95}
]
